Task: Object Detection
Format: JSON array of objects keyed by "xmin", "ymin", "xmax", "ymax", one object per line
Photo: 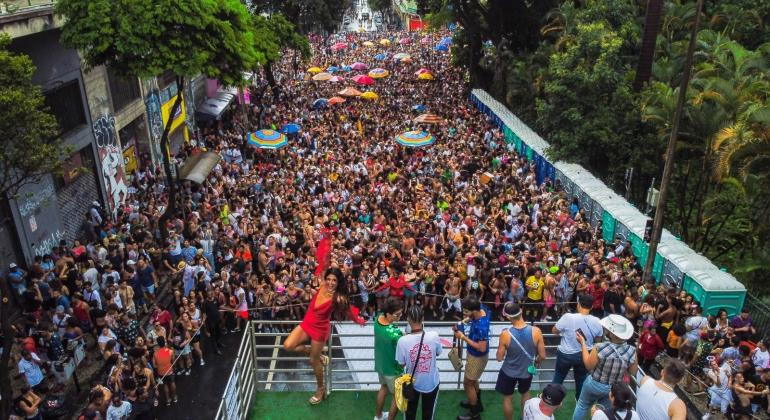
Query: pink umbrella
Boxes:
[
  {"xmin": 328, "ymin": 75, "xmax": 346, "ymax": 82},
  {"xmin": 351, "ymin": 62, "xmax": 368, "ymax": 71},
  {"xmin": 420, "ymin": 36, "xmax": 432, "ymax": 45},
  {"xmin": 352, "ymin": 75, "xmax": 375, "ymax": 86},
  {"xmin": 399, "ymin": 37, "xmax": 412, "ymax": 44},
  {"xmin": 415, "ymin": 68, "xmax": 431, "ymax": 76},
  {"xmin": 332, "ymin": 42, "xmax": 348, "ymax": 51}
]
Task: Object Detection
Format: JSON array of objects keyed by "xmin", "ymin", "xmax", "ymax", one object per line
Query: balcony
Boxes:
[{"xmin": 0, "ymin": 0, "xmax": 60, "ymax": 39}]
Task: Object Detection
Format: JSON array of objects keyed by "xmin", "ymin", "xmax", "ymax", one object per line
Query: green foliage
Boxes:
[
  {"xmin": 252, "ymin": 13, "xmax": 311, "ymax": 63},
  {"xmin": 249, "ymin": 0, "xmax": 350, "ymax": 34},
  {"xmin": 368, "ymin": 0, "xmax": 391, "ymax": 13},
  {"xmin": 0, "ymin": 34, "xmax": 69, "ymax": 197},
  {"xmin": 56, "ymin": 0, "xmax": 259, "ymax": 86}
]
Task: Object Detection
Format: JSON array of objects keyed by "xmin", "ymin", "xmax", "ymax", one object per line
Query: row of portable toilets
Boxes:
[{"xmin": 469, "ymin": 89, "xmax": 746, "ymax": 316}]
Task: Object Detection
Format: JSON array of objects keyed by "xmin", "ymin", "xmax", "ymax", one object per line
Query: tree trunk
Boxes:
[
  {"xmin": 157, "ymin": 76, "xmax": 185, "ymax": 242},
  {"xmin": 634, "ymin": 0, "xmax": 664, "ymax": 91}
]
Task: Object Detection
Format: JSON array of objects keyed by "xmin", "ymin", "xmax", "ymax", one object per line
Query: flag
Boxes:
[{"xmin": 357, "ymin": 120, "xmax": 363, "ymax": 136}]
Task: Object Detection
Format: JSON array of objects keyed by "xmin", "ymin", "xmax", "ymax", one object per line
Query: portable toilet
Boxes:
[{"xmin": 683, "ymin": 269, "xmax": 747, "ymax": 316}]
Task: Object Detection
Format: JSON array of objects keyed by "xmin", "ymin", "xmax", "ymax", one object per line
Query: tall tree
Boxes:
[
  {"xmin": 0, "ymin": 33, "xmax": 68, "ymax": 420},
  {"xmin": 633, "ymin": 0, "xmax": 664, "ymax": 91},
  {"xmin": 252, "ymin": 13, "xmax": 311, "ymax": 94},
  {"xmin": 56, "ymin": 0, "xmax": 260, "ymax": 239}
]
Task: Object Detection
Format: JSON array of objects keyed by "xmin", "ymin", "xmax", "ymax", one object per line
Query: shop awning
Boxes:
[
  {"xmin": 179, "ymin": 151, "xmax": 222, "ymax": 184},
  {"xmin": 195, "ymin": 87, "xmax": 237, "ymax": 122}
]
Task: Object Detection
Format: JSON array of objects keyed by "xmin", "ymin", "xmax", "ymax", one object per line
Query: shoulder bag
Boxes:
[
  {"xmin": 448, "ymin": 335, "xmax": 463, "ymax": 372},
  {"xmin": 401, "ymin": 331, "xmax": 425, "ymax": 403}
]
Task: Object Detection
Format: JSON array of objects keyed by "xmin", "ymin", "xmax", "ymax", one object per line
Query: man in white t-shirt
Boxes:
[
  {"xmin": 552, "ymin": 294, "xmax": 603, "ymax": 399},
  {"xmin": 684, "ymin": 306, "xmax": 708, "ymax": 344},
  {"xmin": 523, "ymin": 383, "xmax": 566, "ymax": 420},
  {"xmin": 106, "ymin": 393, "xmax": 132, "ymax": 420},
  {"xmin": 752, "ymin": 340, "xmax": 769, "ymax": 373},
  {"xmin": 396, "ymin": 306, "xmax": 442, "ymax": 420}
]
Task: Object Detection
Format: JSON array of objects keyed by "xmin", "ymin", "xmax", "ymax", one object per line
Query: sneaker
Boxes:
[
  {"xmin": 374, "ymin": 413, "xmax": 389, "ymax": 420},
  {"xmin": 185, "ymin": 369, "xmax": 191, "ymax": 376},
  {"xmin": 173, "ymin": 397, "xmax": 178, "ymax": 404},
  {"xmin": 200, "ymin": 359, "xmax": 205, "ymax": 366}
]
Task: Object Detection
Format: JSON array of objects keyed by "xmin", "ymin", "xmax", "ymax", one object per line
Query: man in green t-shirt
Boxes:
[{"xmin": 374, "ymin": 297, "xmax": 404, "ymax": 420}]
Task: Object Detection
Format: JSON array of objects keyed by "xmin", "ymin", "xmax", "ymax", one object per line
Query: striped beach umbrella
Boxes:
[
  {"xmin": 414, "ymin": 113, "xmax": 443, "ymax": 124},
  {"xmin": 395, "ymin": 131, "xmax": 435, "ymax": 147},
  {"xmin": 248, "ymin": 130, "xmax": 288, "ymax": 149}
]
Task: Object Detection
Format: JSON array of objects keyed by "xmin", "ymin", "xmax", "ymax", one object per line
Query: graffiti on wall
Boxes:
[
  {"xmin": 94, "ymin": 114, "xmax": 128, "ymax": 217},
  {"xmin": 31, "ymin": 229, "xmax": 65, "ymax": 258},
  {"xmin": 145, "ymin": 92, "xmax": 164, "ymax": 161}
]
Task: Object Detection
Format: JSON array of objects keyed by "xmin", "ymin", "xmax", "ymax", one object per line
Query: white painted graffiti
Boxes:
[
  {"xmin": 17, "ymin": 183, "xmax": 55, "ymax": 218},
  {"xmin": 31, "ymin": 229, "xmax": 65, "ymax": 257},
  {"xmin": 99, "ymin": 144, "xmax": 128, "ymax": 216}
]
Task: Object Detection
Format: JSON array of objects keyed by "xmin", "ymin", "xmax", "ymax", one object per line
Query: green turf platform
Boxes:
[{"xmin": 250, "ymin": 390, "xmax": 577, "ymax": 419}]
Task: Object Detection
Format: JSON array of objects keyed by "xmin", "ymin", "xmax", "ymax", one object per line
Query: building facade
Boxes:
[{"xmin": 0, "ymin": 3, "xmax": 159, "ymax": 267}]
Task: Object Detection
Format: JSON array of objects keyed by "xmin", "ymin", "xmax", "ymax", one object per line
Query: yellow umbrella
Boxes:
[
  {"xmin": 379, "ymin": 39, "xmax": 391, "ymax": 46},
  {"xmin": 368, "ymin": 68, "xmax": 390, "ymax": 79},
  {"xmin": 307, "ymin": 66, "xmax": 322, "ymax": 74},
  {"xmin": 360, "ymin": 91, "xmax": 379, "ymax": 100},
  {"xmin": 418, "ymin": 72, "xmax": 434, "ymax": 80},
  {"xmin": 363, "ymin": 41, "xmax": 374, "ymax": 47},
  {"xmin": 312, "ymin": 72, "xmax": 333, "ymax": 81}
]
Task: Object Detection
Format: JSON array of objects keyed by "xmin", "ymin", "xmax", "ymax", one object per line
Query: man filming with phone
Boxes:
[{"xmin": 551, "ymin": 294, "xmax": 604, "ymax": 400}]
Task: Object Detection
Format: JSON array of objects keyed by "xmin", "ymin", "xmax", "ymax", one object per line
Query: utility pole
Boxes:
[{"xmin": 643, "ymin": 0, "xmax": 705, "ymax": 282}]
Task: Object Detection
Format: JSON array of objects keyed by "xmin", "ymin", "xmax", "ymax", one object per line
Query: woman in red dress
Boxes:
[{"xmin": 283, "ymin": 267, "xmax": 365, "ymax": 404}]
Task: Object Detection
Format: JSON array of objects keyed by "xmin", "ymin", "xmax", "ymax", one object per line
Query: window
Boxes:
[
  {"xmin": 55, "ymin": 147, "xmax": 95, "ymax": 189},
  {"xmin": 107, "ymin": 68, "xmax": 141, "ymax": 113},
  {"xmin": 43, "ymin": 80, "xmax": 86, "ymax": 135}
]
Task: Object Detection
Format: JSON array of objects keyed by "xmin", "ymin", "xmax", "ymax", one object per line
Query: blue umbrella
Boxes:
[
  {"xmin": 434, "ymin": 44, "xmax": 449, "ymax": 52},
  {"xmin": 440, "ymin": 36, "xmax": 453, "ymax": 45},
  {"xmin": 281, "ymin": 123, "xmax": 301, "ymax": 135},
  {"xmin": 412, "ymin": 104, "xmax": 426, "ymax": 112},
  {"xmin": 327, "ymin": 66, "xmax": 339, "ymax": 73},
  {"xmin": 342, "ymin": 65, "xmax": 353, "ymax": 72},
  {"xmin": 374, "ymin": 53, "xmax": 387, "ymax": 61},
  {"xmin": 447, "ymin": 22, "xmax": 457, "ymax": 31},
  {"xmin": 313, "ymin": 98, "xmax": 328, "ymax": 108}
]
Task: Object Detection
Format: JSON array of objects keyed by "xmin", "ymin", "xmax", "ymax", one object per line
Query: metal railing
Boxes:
[
  {"xmin": 0, "ymin": 0, "xmax": 55, "ymax": 16},
  {"xmin": 214, "ymin": 322, "xmax": 258, "ymax": 420},
  {"xmin": 215, "ymin": 319, "xmax": 575, "ymax": 420}
]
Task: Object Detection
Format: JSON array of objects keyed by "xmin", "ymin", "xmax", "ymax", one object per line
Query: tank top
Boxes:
[
  {"xmin": 636, "ymin": 379, "xmax": 678, "ymax": 420},
  {"xmin": 501, "ymin": 325, "xmax": 536, "ymax": 379}
]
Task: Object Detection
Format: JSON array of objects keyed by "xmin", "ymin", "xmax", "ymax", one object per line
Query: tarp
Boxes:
[
  {"xmin": 195, "ymin": 88, "xmax": 237, "ymax": 122},
  {"xmin": 179, "ymin": 151, "xmax": 222, "ymax": 184}
]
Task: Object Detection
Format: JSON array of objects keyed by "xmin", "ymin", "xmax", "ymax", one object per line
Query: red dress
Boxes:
[{"xmin": 300, "ymin": 292, "xmax": 365, "ymax": 342}]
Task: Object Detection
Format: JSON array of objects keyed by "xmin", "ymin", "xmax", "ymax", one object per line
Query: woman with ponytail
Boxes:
[
  {"xmin": 590, "ymin": 383, "xmax": 640, "ymax": 420},
  {"xmin": 283, "ymin": 267, "xmax": 366, "ymax": 405}
]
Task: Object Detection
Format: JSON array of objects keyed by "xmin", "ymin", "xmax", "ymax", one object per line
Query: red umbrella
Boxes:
[
  {"xmin": 328, "ymin": 96, "xmax": 347, "ymax": 105},
  {"xmin": 331, "ymin": 42, "xmax": 348, "ymax": 51},
  {"xmin": 415, "ymin": 68, "xmax": 431, "ymax": 76},
  {"xmin": 352, "ymin": 75, "xmax": 375, "ymax": 86}
]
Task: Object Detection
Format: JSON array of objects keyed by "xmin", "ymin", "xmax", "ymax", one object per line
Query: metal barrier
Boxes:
[
  {"xmin": 214, "ymin": 322, "xmax": 258, "ymax": 420},
  {"xmin": 215, "ymin": 319, "xmax": 575, "ymax": 419}
]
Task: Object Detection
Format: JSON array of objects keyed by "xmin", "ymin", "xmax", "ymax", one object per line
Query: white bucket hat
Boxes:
[{"xmin": 600, "ymin": 314, "xmax": 634, "ymax": 340}]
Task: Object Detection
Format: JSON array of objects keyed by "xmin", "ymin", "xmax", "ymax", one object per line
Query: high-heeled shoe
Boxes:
[{"xmin": 309, "ymin": 388, "xmax": 327, "ymax": 405}]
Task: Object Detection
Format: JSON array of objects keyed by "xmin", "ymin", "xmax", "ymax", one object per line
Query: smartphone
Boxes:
[{"xmin": 575, "ymin": 328, "xmax": 586, "ymax": 340}]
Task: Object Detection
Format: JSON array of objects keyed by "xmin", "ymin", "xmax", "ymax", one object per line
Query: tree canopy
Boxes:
[
  {"xmin": 0, "ymin": 34, "xmax": 67, "ymax": 198},
  {"xmin": 419, "ymin": 0, "xmax": 770, "ymax": 291}
]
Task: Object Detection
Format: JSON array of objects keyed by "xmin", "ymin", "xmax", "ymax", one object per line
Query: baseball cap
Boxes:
[
  {"xmin": 9, "ymin": 263, "xmax": 17, "ymax": 269},
  {"xmin": 56, "ymin": 305, "xmax": 65, "ymax": 313},
  {"xmin": 126, "ymin": 260, "xmax": 136, "ymax": 266},
  {"xmin": 541, "ymin": 383, "xmax": 566, "ymax": 406}
]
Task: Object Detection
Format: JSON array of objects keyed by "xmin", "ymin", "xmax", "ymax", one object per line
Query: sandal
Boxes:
[
  {"xmin": 320, "ymin": 354, "xmax": 329, "ymax": 366},
  {"xmin": 309, "ymin": 388, "xmax": 326, "ymax": 405}
]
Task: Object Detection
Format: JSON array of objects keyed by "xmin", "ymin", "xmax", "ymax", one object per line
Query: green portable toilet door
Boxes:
[
  {"xmin": 602, "ymin": 211, "xmax": 615, "ymax": 243},
  {"xmin": 630, "ymin": 233, "xmax": 648, "ymax": 267}
]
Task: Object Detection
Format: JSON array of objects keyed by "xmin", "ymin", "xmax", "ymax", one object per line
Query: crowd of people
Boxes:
[{"xmin": 2, "ymin": 24, "xmax": 768, "ymax": 420}]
